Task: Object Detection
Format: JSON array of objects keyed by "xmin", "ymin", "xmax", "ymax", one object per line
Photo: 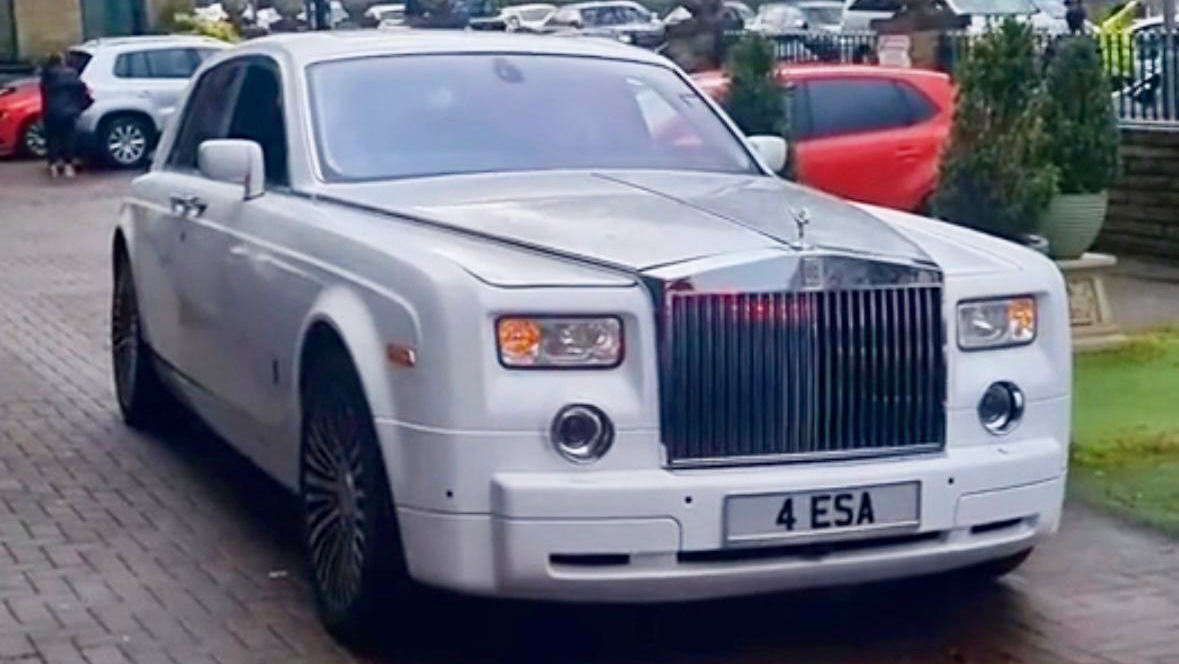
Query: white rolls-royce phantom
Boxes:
[{"xmin": 111, "ymin": 31, "xmax": 1070, "ymax": 640}]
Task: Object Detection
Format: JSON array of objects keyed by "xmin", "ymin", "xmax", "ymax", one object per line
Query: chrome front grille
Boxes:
[{"xmin": 660, "ymin": 285, "xmax": 946, "ymax": 466}]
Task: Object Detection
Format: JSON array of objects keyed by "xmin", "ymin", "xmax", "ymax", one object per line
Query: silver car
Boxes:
[
  {"xmin": 70, "ymin": 35, "xmax": 228, "ymax": 168},
  {"xmin": 113, "ymin": 31, "xmax": 1070, "ymax": 643}
]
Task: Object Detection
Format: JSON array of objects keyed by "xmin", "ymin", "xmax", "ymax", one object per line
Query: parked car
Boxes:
[
  {"xmin": 503, "ymin": 3, "xmax": 559, "ymax": 31},
  {"xmin": 843, "ymin": 0, "xmax": 1086, "ymax": 33},
  {"xmin": 695, "ymin": 64, "xmax": 953, "ymax": 213},
  {"xmin": 0, "ymin": 77, "xmax": 45, "ymax": 159},
  {"xmin": 664, "ymin": 0, "xmax": 753, "ymax": 29},
  {"xmin": 542, "ymin": 1, "xmax": 665, "ymax": 48},
  {"xmin": 466, "ymin": 3, "xmax": 557, "ymax": 31},
  {"xmin": 363, "ymin": 2, "xmax": 407, "ymax": 26},
  {"xmin": 113, "ymin": 31, "xmax": 1069, "ymax": 640},
  {"xmin": 750, "ymin": 0, "xmax": 843, "ymax": 33},
  {"xmin": 70, "ymin": 35, "xmax": 228, "ymax": 168}
]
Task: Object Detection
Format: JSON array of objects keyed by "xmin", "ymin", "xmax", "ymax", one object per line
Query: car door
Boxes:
[
  {"xmin": 149, "ymin": 60, "xmax": 249, "ymax": 403},
  {"xmin": 130, "ymin": 59, "xmax": 243, "ymax": 383},
  {"xmin": 792, "ymin": 77, "xmax": 926, "ymax": 210},
  {"xmin": 213, "ymin": 58, "xmax": 327, "ymax": 473}
]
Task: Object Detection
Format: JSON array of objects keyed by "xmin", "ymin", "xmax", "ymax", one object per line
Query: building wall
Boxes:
[
  {"xmin": 1097, "ymin": 127, "xmax": 1179, "ymax": 259},
  {"xmin": 12, "ymin": 0, "xmax": 83, "ymax": 59}
]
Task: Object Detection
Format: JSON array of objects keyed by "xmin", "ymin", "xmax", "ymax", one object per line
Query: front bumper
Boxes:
[{"xmin": 384, "ymin": 415, "xmax": 1067, "ymax": 602}]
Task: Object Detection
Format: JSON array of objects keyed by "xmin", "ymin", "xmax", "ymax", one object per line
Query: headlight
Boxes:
[
  {"xmin": 496, "ymin": 316, "xmax": 623, "ymax": 368},
  {"xmin": 957, "ymin": 296, "xmax": 1036, "ymax": 350}
]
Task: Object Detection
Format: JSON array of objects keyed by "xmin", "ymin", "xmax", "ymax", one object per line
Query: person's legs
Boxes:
[
  {"xmin": 61, "ymin": 114, "xmax": 79, "ymax": 178},
  {"xmin": 43, "ymin": 116, "xmax": 65, "ymax": 177}
]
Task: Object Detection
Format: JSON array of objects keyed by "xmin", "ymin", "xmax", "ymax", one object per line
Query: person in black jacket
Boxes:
[{"xmin": 39, "ymin": 53, "xmax": 89, "ymax": 179}]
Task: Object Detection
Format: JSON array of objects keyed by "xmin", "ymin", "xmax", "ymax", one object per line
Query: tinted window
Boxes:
[
  {"xmin": 226, "ymin": 63, "xmax": 289, "ymax": 186},
  {"xmin": 897, "ymin": 82, "xmax": 936, "ymax": 123},
  {"xmin": 147, "ymin": 49, "xmax": 201, "ymax": 78},
  {"xmin": 114, "ymin": 51, "xmax": 151, "ymax": 78},
  {"xmin": 308, "ymin": 55, "xmax": 756, "ymax": 182},
  {"xmin": 168, "ymin": 62, "xmax": 242, "ymax": 170},
  {"xmin": 805, "ymin": 79, "xmax": 912, "ymax": 137}
]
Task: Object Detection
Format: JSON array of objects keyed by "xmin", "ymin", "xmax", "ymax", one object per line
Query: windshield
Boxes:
[{"xmin": 308, "ymin": 55, "xmax": 757, "ymax": 182}]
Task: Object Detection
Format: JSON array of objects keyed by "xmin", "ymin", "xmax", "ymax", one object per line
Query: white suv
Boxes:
[{"xmin": 69, "ymin": 36, "xmax": 228, "ymax": 168}]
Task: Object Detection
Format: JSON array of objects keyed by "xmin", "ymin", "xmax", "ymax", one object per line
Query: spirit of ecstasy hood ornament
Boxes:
[{"xmin": 789, "ymin": 206, "xmax": 811, "ymax": 250}]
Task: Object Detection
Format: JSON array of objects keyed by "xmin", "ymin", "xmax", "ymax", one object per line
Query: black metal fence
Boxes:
[{"xmin": 756, "ymin": 29, "xmax": 1179, "ymax": 125}]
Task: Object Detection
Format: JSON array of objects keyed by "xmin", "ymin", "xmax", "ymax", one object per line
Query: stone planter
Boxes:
[{"xmin": 1040, "ymin": 191, "xmax": 1109, "ymax": 260}]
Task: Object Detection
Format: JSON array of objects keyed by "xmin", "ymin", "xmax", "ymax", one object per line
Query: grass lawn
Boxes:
[{"xmin": 1071, "ymin": 328, "xmax": 1179, "ymax": 534}]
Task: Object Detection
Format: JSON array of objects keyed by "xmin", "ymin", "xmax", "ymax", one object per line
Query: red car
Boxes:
[
  {"xmin": 0, "ymin": 78, "xmax": 45, "ymax": 159},
  {"xmin": 694, "ymin": 64, "xmax": 954, "ymax": 213}
]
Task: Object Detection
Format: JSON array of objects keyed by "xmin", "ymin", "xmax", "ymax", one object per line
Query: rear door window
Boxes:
[
  {"xmin": 114, "ymin": 51, "xmax": 151, "ymax": 78},
  {"xmin": 146, "ymin": 49, "xmax": 203, "ymax": 78},
  {"xmin": 804, "ymin": 78, "xmax": 913, "ymax": 137},
  {"xmin": 896, "ymin": 81, "xmax": 937, "ymax": 123}
]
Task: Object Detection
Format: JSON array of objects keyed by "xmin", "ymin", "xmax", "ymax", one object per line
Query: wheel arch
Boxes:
[{"xmin": 285, "ymin": 287, "xmax": 411, "ymax": 490}]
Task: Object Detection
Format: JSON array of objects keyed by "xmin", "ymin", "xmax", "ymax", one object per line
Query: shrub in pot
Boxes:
[
  {"xmin": 1040, "ymin": 36, "xmax": 1119, "ymax": 259},
  {"xmin": 722, "ymin": 34, "xmax": 792, "ymax": 177},
  {"xmin": 932, "ymin": 20, "xmax": 1057, "ymax": 241}
]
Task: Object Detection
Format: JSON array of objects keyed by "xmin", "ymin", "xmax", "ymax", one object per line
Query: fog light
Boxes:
[
  {"xmin": 550, "ymin": 405, "xmax": 613, "ymax": 463},
  {"xmin": 978, "ymin": 382, "xmax": 1024, "ymax": 435}
]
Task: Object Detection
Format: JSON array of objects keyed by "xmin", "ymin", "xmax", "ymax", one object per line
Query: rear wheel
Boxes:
[
  {"xmin": 301, "ymin": 343, "xmax": 407, "ymax": 644},
  {"xmin": 101, "ymin": 115, "xmax": 153, "ymax": 168},
  {"xmin": 20, "ymin": 119, "xmax": 46, "ymax": 159},
  {"xmin": 111, "ymin": 253, "xmax": 181, "ymax": 429}
]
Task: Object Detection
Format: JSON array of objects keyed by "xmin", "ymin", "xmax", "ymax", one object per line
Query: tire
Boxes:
[
  {"xmin": 100, "ymin": 115, "xmax": 153, "ymax": 169},
  {"xmin": 964, "ymin": 548, "xmax": 1034, "ymax": 581},
  {"xmin": 20, "ymin": 119, "xmax": 46, "ymax": 159},
  {"xmin": 301, "ymin": 343, "xmax": 407, "ymax": 644},
  {"xmin": 111, "ymin": 252, "xmax": 182, "ymax": 429}
]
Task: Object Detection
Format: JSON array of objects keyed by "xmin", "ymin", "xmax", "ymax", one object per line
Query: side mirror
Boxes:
[
  {"xmin": 748, "ymin": 135, "xmax": 788, "ymax": 173},
  {"xmin": 198, "ymin": 139, "xmax": 265, "ymax": 200}
]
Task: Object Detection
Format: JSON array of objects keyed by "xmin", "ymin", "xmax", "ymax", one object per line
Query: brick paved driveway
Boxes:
[{"xmin": 1, "ymin": 161, "xmax": 1177, "ymax": 664}]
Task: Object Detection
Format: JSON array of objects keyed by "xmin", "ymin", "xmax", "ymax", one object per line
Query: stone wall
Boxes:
[
  {"xmin": 1097, "ymin": 126, "xmax": 1179, "ymax": 259},
  {"xmin": 12, "ymin": 0, "xmax": 83, "ymax": 59}
]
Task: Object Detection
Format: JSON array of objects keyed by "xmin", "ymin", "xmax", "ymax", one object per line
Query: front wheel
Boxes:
[
  {"xmin": 301, "ymin": 344, "xmax": 407, "ymax": 644},
  {"xmin": 101, "ymin": 115, "xmax": 153, "ymax": 169}
]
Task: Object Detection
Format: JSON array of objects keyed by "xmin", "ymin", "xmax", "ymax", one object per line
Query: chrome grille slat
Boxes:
[{"xmin": 662, "ymin": 285, "xmax": 946, "ymax": 466}]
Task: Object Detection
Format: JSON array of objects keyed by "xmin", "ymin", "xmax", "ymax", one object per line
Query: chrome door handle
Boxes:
[{"xmin": 169, "ymin": 194, "xmax": 208, "ymax": 218}]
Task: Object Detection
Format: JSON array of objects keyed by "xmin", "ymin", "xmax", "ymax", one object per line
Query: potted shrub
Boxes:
[
  {"xmin": 722, "ymin": 34, "xmax": 792, "ymax": 177},
  {"xmin": 932, "ymin": 20, "xmax": 1057, "ymax": 242},
  {"xmin": 1039, "ymin": 36, "xmax": 1119, "ymax": 259}
]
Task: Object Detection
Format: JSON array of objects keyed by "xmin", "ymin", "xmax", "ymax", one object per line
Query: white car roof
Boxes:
[
  {"xmin": 74, "ymin": 35, "xmax": 229, "ymax": 54},
  {"xmin": 234, "ymin": 29, "xmax": 667, "ymax": 68}
]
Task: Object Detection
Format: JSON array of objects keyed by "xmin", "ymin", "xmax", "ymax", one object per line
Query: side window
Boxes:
[
  {"xmin": 805, "ymin": 78, "xmax": 913, "ymax": 137},
  {"xmin": 146, "ymin": 49, "xmax": 201, "ymax": 78},
  {"xmin": 168, "ymin": 62, "xmax": 242, "ymax": 170},
  {"xmin": 896, "ymin": 82, "xmax": 936, "ymax": 123},
  {"xmin": 226, "ymin": 62, "xmax": 289, "ymax": 187},
  {"xmin": 114, "ymin": 51, "xmax": 151, "ymax": 78}
]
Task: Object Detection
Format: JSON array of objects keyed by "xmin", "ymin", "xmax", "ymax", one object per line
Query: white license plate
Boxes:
[{"xmin": 725, "ymin": 482, "xmax": 920, "ymax": 546}]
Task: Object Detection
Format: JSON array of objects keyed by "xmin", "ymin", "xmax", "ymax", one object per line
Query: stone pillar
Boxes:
[
  {"xmin": 1058, "ymin": 253, "xmax": 1128, "ymax": 352},
  {"xmin": 13, "ymin": 0, "xmax": 83, "ymax": 59}
]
